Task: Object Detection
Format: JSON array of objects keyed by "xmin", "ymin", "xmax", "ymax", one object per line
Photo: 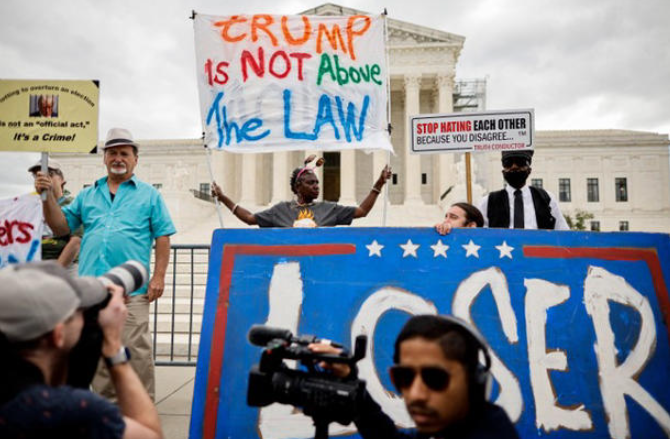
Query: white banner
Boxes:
[
  {"xmin": 194, "ymin": 13, "xmax": 393, "ymax": 153},
  {"xmin": 0, "ymin": 194, "xmax": 43, "ymax": 268}
]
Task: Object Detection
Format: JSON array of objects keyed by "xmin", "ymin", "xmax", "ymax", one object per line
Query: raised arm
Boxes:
[
  {"xmin": 211, "ymin": 182, "xmax": 258, "ymax": 225},
  {"xmin": 57, "ymin": 236, "xmax": 81, "ymax": 267},
  {"xmin": 354, "ymin": 165, "xmax": 392, "ymax": 219},
  {"xmin": 309, "ymin": 342, "xmax": 407, "ymax": 439},
  {"xmin": 34, "ymin": 171, "xmax": 71, "ymax": 236},
  {"xmin": 99, "ymin": 286, "xmax": 163, "ymax": 439}
]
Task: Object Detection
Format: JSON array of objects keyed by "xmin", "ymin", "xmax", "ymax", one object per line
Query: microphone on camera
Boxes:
[{"xmin": 248, "ymin": 325, "xmax": 343, "ymax": 348}]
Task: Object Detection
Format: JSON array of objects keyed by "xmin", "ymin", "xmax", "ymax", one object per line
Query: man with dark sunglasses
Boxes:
[
  {"xmin": 311, "ymin": 315, "xmax": 519, "ymax": 438},
  {"xmin": 478, "ymin": 150, "xmax": 569, "ymax": 230}
]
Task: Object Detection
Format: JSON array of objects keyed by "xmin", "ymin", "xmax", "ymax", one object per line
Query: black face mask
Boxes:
[{"xmin": 502, "ymin": 169, "xmax": 530, "ymax": 189}]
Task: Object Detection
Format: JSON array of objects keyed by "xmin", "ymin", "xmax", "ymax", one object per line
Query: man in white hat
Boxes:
[
  {"xmin": 0, "ymin": 261, "xmax": 163, "ymax": 439},
  {"xmin": 34, "ymin": 127, "xmax": 176, "ymax": 401},
  {"xmin": 28, "ymin": 159, "xmax": 81, "ymax": 272}
]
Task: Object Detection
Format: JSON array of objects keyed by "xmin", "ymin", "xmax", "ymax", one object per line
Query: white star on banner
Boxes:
[
  {"xmin": 462, "ymin": 240, "xmax": 481, "ymax": 258},
  {"xmin": 366, "ymin": 240, "xmax": 384, "ymax": 257},
  {"xmin": 495, "ymin": 241, "xmax": 514, "ymax": 259},
  {"xmin": 400, "ymin": 240, "xmax": 420, "ymax": 258},
  {"xmin": 430, "ymin": 240, "xmax": 449, "ymax": 258}
]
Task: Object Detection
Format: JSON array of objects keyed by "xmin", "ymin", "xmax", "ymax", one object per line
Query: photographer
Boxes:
[
  {"xmin": 311, "ymin": 315, "xmax": 519, "ymax": 439},
  {"xmin": 0, "ymin": 262, "xmax": 163, "ymax": 439}
]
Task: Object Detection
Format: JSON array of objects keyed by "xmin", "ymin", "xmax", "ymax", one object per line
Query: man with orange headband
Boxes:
[{"xmin": 212, "ymin": 156, "xmax": 391, "ymax": 227}]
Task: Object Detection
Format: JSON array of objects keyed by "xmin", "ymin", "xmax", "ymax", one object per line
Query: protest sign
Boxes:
[
  {"xmin": 411, "ymin": 109, "xmax": 534, "ymax": 154},
  {"xmin": 0, "ymin": 80, "xmax": 99, "ymax": 153},
  {"xmin": 0, "ymin": 194, "xmax": 42, "ymax": 267},
  {"xmin": 191, "ymin": 228, "xmax": 670, "ymax": 439},
  {"xmin": 193, "ymin": 13, "xmax": 392, "ymax": 153}
]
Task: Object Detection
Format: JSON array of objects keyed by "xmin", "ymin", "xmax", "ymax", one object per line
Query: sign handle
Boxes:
[
  {"xmin": 465, "ymin": 152, "xmax": 472, "ymax": 204},
  {"xmin": 40, "ymin": 152, "xmax": 48, "ymax": 201}
]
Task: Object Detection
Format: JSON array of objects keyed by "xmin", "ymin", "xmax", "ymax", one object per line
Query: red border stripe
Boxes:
[{"xmin": 202, "ymin": 243, "xmax": 356, "ymax": 439}]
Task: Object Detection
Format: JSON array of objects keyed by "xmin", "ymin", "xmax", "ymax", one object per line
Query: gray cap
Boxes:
[
  {"xmin": 27, "ymin": 159, "xmax": 63, "ymax": 174},
  {"xmin": 0, "ymin": 262, "xmax": 108, "ymax": 343}
]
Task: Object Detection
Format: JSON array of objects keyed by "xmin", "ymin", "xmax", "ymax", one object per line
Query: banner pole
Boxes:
[
  {"xmin": 382, "ymin": 8, "xmax": 391, "ymax": 227},
  {"xmin": 192, "ymin": 11, "xmax": 223, "ymax": 228},
  {"xmin": 205, "ymin": 146, "xmax": 225, "ymax": 228}
]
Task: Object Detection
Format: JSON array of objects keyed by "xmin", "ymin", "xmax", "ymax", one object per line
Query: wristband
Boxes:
[
  {"xmin": 232, "ymin": 204, "xmax": 239, "ymax": 214},
  {"xmin": 104, "ymin": 346, "xmax": 131, "ymax": 368},
  {"xmin": 371, "ymin": 187, "xmax": 381, "ymax": 194}
]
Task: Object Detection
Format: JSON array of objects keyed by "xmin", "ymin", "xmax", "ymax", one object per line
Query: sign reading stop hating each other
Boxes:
[{"xmin": 410, "ymin": 109, "xmax": 534, "ymax": 154}]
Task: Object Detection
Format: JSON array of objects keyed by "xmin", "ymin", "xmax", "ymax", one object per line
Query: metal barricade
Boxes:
[{"xmin": 151, "ymin": 244, "xmax": 210, "ymax": 366}]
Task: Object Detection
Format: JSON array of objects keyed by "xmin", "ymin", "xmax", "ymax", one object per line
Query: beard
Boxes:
[
  {"xmin": 110, "ymin": 164, "xmax": 127, "ymax": 175},
  {"xmin": 502, "ymin": 169, "xmax": 530, "ymax": 189}
]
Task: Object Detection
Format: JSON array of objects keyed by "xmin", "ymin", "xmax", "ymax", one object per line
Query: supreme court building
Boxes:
[{"xmin": 52, "ymin": 4, "xmax": 670, "ymax": 243}]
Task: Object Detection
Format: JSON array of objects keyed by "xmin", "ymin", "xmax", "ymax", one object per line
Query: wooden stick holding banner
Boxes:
[
  {"xmin": 465, "ymin": 152, "xmax": 472, "ymax": 204},
  {"xmin": 190, "ymin": 13, "xmax": 224, "ymax": 229},
  {"xmin": 382, "ymin": 8, "xmax": 392, "ymax": 227},
  {"xmin": 205, "ymin": 145, "xmax": 224, "ymax": 229}
]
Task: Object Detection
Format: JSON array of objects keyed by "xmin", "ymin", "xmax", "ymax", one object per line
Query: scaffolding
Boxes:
[{"xmin": 453, "ymin": 79, "xmax": 487, "ymax": 113}]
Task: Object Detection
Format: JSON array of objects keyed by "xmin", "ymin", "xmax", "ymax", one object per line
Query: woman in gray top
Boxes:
[{"xmin": 211, "ymin": 156, "xmax": 391, "ymax": 228}]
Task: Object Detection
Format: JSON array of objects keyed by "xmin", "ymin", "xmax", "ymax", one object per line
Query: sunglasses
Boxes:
[
  {"xmin": 502, "ymin": 157, "xmax": 529, "ymax": 168},
  {"xmin": 389, "ymin": 365, "xmax": 451, "ymax": 392}
]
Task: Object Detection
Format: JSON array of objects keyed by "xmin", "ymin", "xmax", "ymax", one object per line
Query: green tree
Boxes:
[{"xmin": 564, "ymin": 210, "xmax": 595, "ymax": 231}]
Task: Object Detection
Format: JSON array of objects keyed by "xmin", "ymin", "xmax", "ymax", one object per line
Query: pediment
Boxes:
[{"xmin": 300, "ymin": 3, "xmax": 465, "ymax": 47}]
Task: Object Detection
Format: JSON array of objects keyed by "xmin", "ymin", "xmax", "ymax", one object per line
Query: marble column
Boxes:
[
  {"xmin": 435, "ymin": 72, "xmax": 456, "ymax": 208},
  {"xmin": 271, "ymin": 152, "xmax": 290, "ymax": 204},
  {"xmin": 339, "ymin": 150, "xmax": 357, "ymax": 205},
  {"xmin": 238, "ymin": 154, "xmax": 257, "ymax": 205},
  {"xmin": 404, "ymin": 74, "xmax": 423, "ymax": 204}
]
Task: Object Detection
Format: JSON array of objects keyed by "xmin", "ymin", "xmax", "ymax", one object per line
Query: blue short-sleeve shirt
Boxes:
[{"xmin": 63, "ymin": 175, "xmax": 176, "ymax": 295}]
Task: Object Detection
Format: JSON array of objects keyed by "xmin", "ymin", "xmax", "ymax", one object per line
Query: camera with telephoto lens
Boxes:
[
  {"xmin": 247, "ymin": 325, "xmax": 367, "ymax": 439},
  {"xmin": 66, "ymin": 260, "xmax": 148, "ymax": 388},
  {"xmin": 97, "ymin": 260, "xmax": 148, "ymax": 296}
]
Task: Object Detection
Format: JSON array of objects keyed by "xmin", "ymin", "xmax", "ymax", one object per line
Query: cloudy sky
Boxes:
[{"xmin": 1, "ymin": 0, "xmax": 668, "ymax": 197}]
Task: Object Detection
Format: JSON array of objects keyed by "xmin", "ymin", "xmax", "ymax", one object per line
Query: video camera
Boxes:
[{"xmin": 247, "ymin": 325, "xmax": 367, "ymax": 439}]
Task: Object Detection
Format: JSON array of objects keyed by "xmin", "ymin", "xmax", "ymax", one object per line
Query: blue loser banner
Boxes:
[{"xmin": 190, "ymin": 228, "xmax": 670, "ymax": 439}]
